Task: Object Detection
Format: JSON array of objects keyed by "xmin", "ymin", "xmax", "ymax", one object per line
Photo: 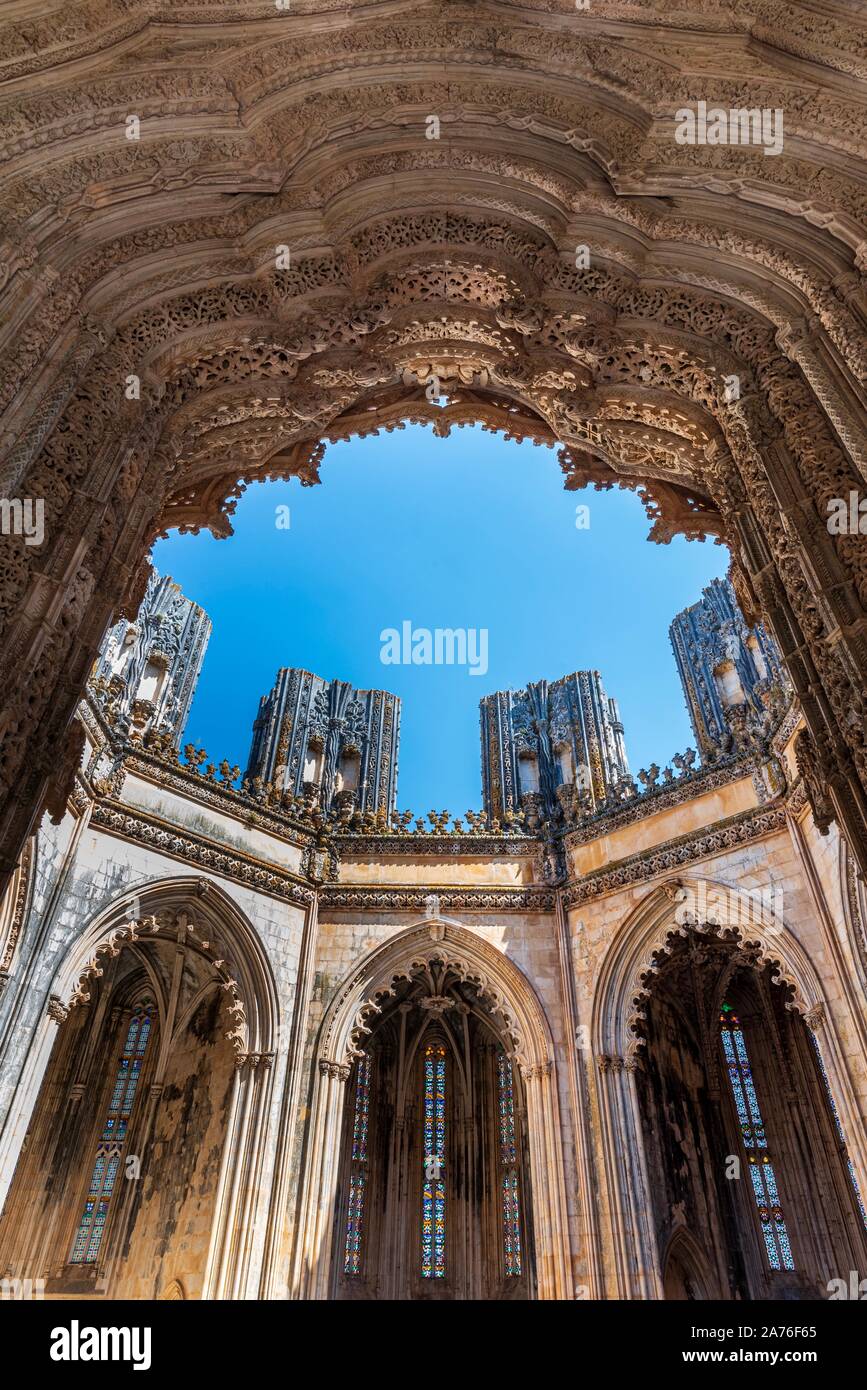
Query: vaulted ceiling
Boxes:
[{"xmin": 2, "ymin": 1, "xmax": 864, "ymax": 537}]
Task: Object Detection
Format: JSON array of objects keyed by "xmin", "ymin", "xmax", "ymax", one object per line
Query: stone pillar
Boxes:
[
  {"xmin": 291, "ymin": 1057, "xmax": 350, "ymax": 1299},
  {"xmin": 202, "ymin": 1052, "xmax": 275, "ymax": 1300},
  {"xmin": 596, "ymin": 1054, "xmax": 662, "ymax": 1299},
  {"xmin": 520, "ymin": 1059, "xmax": 573, "ymax": 1299}
]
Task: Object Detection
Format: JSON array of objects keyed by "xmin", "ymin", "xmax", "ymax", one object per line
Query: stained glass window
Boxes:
[
  {"xmin": 69, "ymin": 1008, "xmax": 152, "ymax": 1264},
  {"xmin": 720, "ymin": 1004, "xmax": 794, "ymax": 1272},
  {"xmin": 497, "ymin": 1051, "xmax": 522, "ymax": 1276},
  {"xmin": 344, "ymin": 1052, "xmax": 371, "ymax": 1275},
  {"xmin": 807, "ymin": 1029, "xmax": 867, "ymax": 1230},
  {"xmin": 421, "ymin": 1043, "xmax": 446, "ymax": 1278}
]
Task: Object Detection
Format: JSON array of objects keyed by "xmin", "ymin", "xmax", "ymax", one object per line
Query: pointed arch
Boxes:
[
  {"xmin": 319, "ymin": 915, "xmax": 554, "ymax": 1074},
  {"xmin": 0, "ymin": 875, "xmax": 280, "ymax": 1299},
  {"xmin": 294, "ymin": 915, "xmax": 572, "ymax": 1301},
  {"xmin": 48, "ymin": 875, "xmax": 279, "ymax": 1060},
  {"xmin": 661, "ymin": 1228, "xmax": 720, "ymax": 1301},
  {"xmin": 591, "ymin": 875, "xmax": 822, "ymax": 1063},
  {"xmin": 593, "ymin": 874, "xmax": 867, "ymax": 1299}
]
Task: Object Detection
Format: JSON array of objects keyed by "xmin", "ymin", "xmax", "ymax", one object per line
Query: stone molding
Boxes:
[
  {"xmin": 318, "ymin": 885, "xmax": 555, "ymax": 913},
  {"xmin": 89, "ymin": 800, "xmax": 315, "ymax": 908},
  {"xmin": 562, "ymin": 803, "xmax": 789, "ymax": 908}
]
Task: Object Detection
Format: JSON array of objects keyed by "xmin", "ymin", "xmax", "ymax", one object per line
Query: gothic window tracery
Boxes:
[
  {"xmin": 720, "ymin": 1003, "xmax": 794, "ymax": 1272},
  {"xmin": 344, "ymin": 1052, "xmax": 372, "ymax": 1276},
  {"xmin": 333, "ymin": 959, "xmax": 534, "ymax": 1299},
  {"xmin": 421, "ymin": 1042, "xmax": 447, "ymax": 1279},
  {"xmin": 636, "ymin": 934, "xmax": 867, "ymax": 1300},
  {"xmin": 497, "ymin": 1051, "xmax": 522, "ymax": 1278},
  {"xmin": 70, "ymin": 1006, "xmax": 153, "ymax": 1264}
]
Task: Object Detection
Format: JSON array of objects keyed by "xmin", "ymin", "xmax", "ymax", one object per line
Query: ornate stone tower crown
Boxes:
[
  {"xmin": 480, "ymin": 671, "xmax": 630, "ymax": 828},
  {"xmin": 89, "ymin": 570, "xmax": 211, "ymax": 742},
  {"xmin": 669, "ymin": 577, "xmax": 789, "ymax": 760},
  {"xmin": 245, "ymin": 669, "xmax": 400, "ymax": 819}
]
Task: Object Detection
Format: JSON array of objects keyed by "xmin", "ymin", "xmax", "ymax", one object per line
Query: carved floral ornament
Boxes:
[
  {"xmin": 318, "ymin": 918, "xmax": 554, "ymax": 1073},
  {"xmin": 622, "ymin": 878, "xmax": 815, "ymax": 1055},
  {"xmin": 58, "ymin": 910, "xmax": 255, "ymax": 1061}
]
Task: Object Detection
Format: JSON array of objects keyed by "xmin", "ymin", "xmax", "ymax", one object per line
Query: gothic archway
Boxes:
[
  {"xmin": 331, "ymin": 956, "xmax": 535, "ymax": 1300},
  {"xmin": 0, "ymin": 878, "xmax": 279, "ymax": 1299},
  {"xmin": 293, "ymin": 916, "xmax": 571, "ymax": 1300},
  {"xmin": 635, "ymin": 933, "xmax": 867, "ymax": 1300},
  {"xmin": 593, "ymin": 877, "xmax": 867, "ymax": 1300},
  {"xmin": 661, "ymin": 1228, "xmax": 720, "ymax": 1302}
]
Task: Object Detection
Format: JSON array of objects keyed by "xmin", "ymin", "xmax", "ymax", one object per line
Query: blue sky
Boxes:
[{"xmin": 152, "ymin": 425, "xmax": 727, "ymax": 813}]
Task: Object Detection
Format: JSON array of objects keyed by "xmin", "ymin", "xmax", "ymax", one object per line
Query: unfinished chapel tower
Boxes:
[{"xmin": 246, "ymin": 669, "xmax": 400, "ymax": 820}]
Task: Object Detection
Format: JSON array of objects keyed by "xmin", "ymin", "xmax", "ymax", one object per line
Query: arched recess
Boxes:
[
  {"xmin": 661, "ymin": 1227, "xmax": 720, "ymax": 1302},
  {"xmin": 0, "ymin": 875, "xmax": 279, "ymax": 1300},
  {"xmin": 593, "ymin": 876, "xmax": 867, "ymax": 1301},
  {"xmin": 292, "ymin": 916, "xmax": 572, "ymax": 1301}
]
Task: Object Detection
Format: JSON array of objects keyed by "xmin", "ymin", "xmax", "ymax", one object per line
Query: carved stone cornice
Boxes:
[
  {"xmin": 120, "ymin": 748, "xmax": 317, "ymax": 849},
  {"xmin": 89, "ymin": 800, "xmax": 316, "ymax": 908},
  {"xmin": 332, "ymin": 831, "xmax": 538, "ymax": 858},
  {"xmin": 46, "ymin": 994, "xmax": 69, "ymax": 1025},
  {"xmin": 317, "ymin": 885, "xmax": 556, "ymax": 913},
  {"xmin": 519, "ymin": 1060, "xmax": 553, "ymax": 1083},
  {"xmin": 803, "ymin": 1003, "xmax": 827, "ymax": 1031},
  {"xmin": 0, "ymin": 837, "xmax": 33, "ymax": 973},
  {"xmin": 561, "ymin": 803, "xmax": 789, "ymax": 909},
  {"xmin": 235, "ymin": 1051, "xmax": 275, "ymax": 1071},
  {"xmin": 563, "ymin": 753, "xmax": 747, "ymax": 847},
  {"xmin": 596, "ymin": 1055, "xmax": 623, "ymax": 1074},
  {"xmin": 318, "ymin": 1057, "xmax": 351, "ymax": 1083}
]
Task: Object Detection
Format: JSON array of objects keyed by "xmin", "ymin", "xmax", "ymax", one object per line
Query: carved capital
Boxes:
[
  {"xmin": 318, "ymin": 1057, "xmax": 351, "ymax": 1083},
  {"xmin": 47, "ymin": 994, "xmax": 69, "ymax": 1024}
]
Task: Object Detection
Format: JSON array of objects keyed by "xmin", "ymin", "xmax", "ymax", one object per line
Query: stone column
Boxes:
[
  {"xmin": 520, "ymin": 1058, "xmax": 573, "ymax": 1300},
  {"xmin": 596, "ymin": 1054, "xmax": 662, "ymax": 1300},
  {"xmin": 291, "ymin": 1057, "xmax": 350, "ymax": 1299},
  {"xmin": 202, "ymin": 1052, "xmax": 275, "ymax": 1300},
  {"xmin": 555, "ymin": 892, "xmax": 603, "ymax": 1296}
]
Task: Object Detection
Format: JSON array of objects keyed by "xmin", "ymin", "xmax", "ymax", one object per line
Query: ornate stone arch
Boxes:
[
  {"xmin": 318, "ymin": 916, "xmax": 554, "ymax": 1074},
  {"xmin": 0, "ymin": 836, "xmax": 34, "ymax": 981},
  {"xmin": 590, "ymin": 874, "xmax": 831, "ymax": 1300},
  {"xmin": 294, "ymin": 915, "xmax": 572, "ymax": 1301},
  {"xmin": 0, "ymin": 875, "xmax": 280, "ymax": 1299},
  {"xmin": 47, "ymin": 874, "xmax": 279, "ymax": 1063},
  {"xmin": 661, "ymin": 1227, "xmax": 720, "ymax": 1302},
  {"xmin": 592, "ymin": 875, "xmax": 822, "ymax": 1065},
  {"xmin": 592, "ymin": 874, "xmax": 867, "ymax": 1299}
]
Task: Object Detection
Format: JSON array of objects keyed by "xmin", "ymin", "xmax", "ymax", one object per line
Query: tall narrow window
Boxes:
[
  {"xmin": 497, "ymin": 1051, "xmax": 522, "ymax": 1277},
  {"xmin": 807, "ymin": 1030, "xmax": 867, "ymax": 1230},
  {"xmin": 720, "ymin": 1003, "xmax": 794, "ymax": 1271},
  {"xmin": 70, "ymin": 1008, "xmax": 152, "ymax": 1264},
  {"xmin": 344, "ymin": 1052, "xmax": 371, "ymax": 1275},
  {"xmin": 421, "ymin": 1043, "xmax": 446, "ymax": 1279}
]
